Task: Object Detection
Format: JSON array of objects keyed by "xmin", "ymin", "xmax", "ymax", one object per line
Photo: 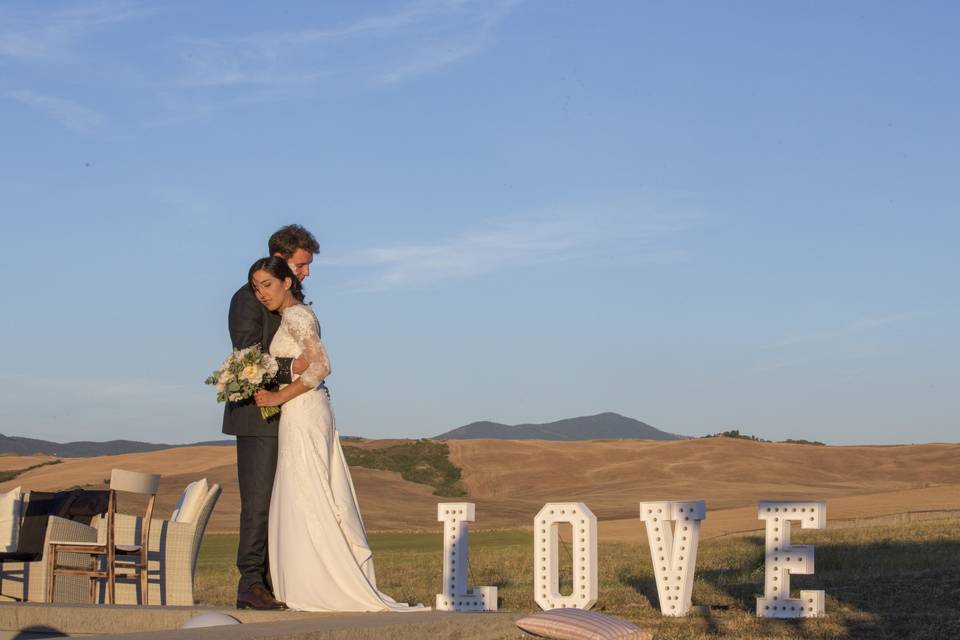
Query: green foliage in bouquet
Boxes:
[{"xmin": 205, "ymin": 344, "xmax": 280, "ymax": 420}]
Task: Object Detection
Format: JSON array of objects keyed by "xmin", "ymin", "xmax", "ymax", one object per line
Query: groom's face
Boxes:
[{"xmin": 278, "ymin": 248, "xmax": 313, "ymax": 282}]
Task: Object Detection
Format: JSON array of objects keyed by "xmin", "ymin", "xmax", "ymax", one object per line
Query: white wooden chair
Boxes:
[{"xmin": 46, "ymin": 469, "xmax": 160, "ymax": 604}]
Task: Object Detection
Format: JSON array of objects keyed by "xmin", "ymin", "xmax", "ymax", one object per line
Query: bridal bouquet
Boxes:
[{"xmin": 204, "ymin": 345, "xmax": 280, "ymax": 419}]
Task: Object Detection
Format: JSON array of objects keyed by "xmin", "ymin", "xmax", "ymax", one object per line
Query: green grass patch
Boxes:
[
  {"xmin": 198, "ymin": 518, "xmax": 960, "ymax": 639},
  {"xmin": 367, "ymin": 529, "xmax": 532, "ymax": 553},
  {"xmin": 341, "ymin": 439, "xmax": 467, "ymax": 496}
]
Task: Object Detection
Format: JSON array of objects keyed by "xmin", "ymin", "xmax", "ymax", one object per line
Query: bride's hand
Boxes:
[{"xmin": 254, "ymin": 390, "xmax": 282, "ymax": 407}]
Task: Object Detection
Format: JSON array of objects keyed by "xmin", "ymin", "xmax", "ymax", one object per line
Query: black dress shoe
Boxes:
[{"xmin": 237, "ymin": 585, "xmax": 288, "ymax": 610}]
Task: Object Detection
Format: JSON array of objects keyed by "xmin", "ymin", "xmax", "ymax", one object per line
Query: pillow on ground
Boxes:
[
  {"xmin": 516, "ymin": 608, "xmax": 651, "ymax": 640},
  {"xmin": 0, "ymin": 486, "xmax": 23, "ymax": 553},
  {"xmin": 171, "ymin": 479, "xmax": 208, "ymax": 523}
]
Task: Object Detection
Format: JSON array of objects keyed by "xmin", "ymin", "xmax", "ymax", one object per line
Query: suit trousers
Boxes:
[{"xmin": 236, "ymin": 435, "xmax": 279, "ymax": 592}]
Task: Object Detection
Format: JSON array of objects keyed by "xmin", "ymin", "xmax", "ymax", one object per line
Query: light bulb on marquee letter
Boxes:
[
  {"xmin": 435, "ymin": 503, "xmax": 497, "ymax": 611},
  {"xmin": 534, "ymin": 502, "xmax": 598, "ymax": 610},
  {"xmin": 756, "ymin": 501, "xmax": 827, "ymax": 618},
  {"xmin": 640, "ymin": 500, "xmax": 705, "ymax": 616}
]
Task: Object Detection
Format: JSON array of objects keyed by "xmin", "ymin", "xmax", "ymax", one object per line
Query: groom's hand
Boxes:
[
  {"xmin": 292, "ymin": 354, "xmax": 308, "ymax": 375},
  {"xmin": 254, "ymin": 390, "xmax": 282, "ymax": 407}
]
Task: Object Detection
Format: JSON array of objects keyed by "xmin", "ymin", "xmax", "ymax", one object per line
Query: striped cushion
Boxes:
[{"xmin": 516, "ymin": 608, "xmax": 651, "ymax": 640}]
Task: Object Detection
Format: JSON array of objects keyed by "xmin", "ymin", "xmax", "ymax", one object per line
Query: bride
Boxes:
[{"xmin": 248, "ymin": 256, "xmax": 425, "ymax": 612}]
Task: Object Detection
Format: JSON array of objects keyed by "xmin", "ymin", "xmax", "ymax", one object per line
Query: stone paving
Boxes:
[{"xmin": 0, "ymin": 603, "xmax": 524, "ymax": 639}]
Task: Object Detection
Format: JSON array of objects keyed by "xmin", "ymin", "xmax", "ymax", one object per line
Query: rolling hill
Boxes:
[
  {"xmin": 4, "ymin": 437, "xmax": 958, "ymax": 540},
  {"xmin": 0, "ymin": 433, "xmax": 233, "ymax": 457},
  {"xmin": 435, "ymin": 412, "xmax": 682, "ymax": 440}
]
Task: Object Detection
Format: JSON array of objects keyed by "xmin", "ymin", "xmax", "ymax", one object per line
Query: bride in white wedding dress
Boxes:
[{"xmin": 249, "ymin": 257, "xmax": 426, "ymax": 612}]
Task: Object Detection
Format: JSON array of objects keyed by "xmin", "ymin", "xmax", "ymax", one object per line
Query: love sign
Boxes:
[
  {"xmin": 436, "ymin": 499, "xmax": 827, "ymax": 618},
  {"xmin": 639, "ymin": 500, "xmax": 705, "ymax": 616},
  {"xmin": 534, "ymin": 502, "xmax": 598, "ymax": 610},
  {"xmin": 756, "ymin": 501, "xmax": 827, "ymax": 618},
  {"xmin": 434, "ymin": 503, "xmax": 498, "ymax": 611}
]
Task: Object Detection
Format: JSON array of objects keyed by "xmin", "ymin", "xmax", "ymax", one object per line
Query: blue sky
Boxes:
[{"xmin": 1, "ymin": 1, "xmax": 957, "ymax": 445}]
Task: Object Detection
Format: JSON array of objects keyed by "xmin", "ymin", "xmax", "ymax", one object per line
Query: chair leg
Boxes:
[
  {"xmin": 89, "ymin": 556, "xmax": 97, "ymax": 603},
  {"xmin": 107, "ymin": 555, "xmax": 116, "ymax": 605},
  {"xmin": 140, "ymin": 556, "xmax": 149, "ymax": 605},
  {"xmin": 46, "ymin": 544, "xmax": 56, "ymax": 603}
]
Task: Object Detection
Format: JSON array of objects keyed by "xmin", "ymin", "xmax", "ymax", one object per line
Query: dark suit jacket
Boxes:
[{"xmin": 221, "ymin": 284, "xmax": 292, "ymax": 437}]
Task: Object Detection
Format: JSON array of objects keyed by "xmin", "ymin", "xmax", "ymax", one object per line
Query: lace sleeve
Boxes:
[{"xmin": 283, "ymin": 305, "xmax": 331, "ymax": 388}]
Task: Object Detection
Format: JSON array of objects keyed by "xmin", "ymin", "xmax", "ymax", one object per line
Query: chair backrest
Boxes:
[
  {"xmin": 110, "ymin": 469, "xmax": 161, "ymax": 495},
  {"xmin": 188, "ymin": 484, "xmax": 222, "ymax": 571},
  {"xmin": 107, "ymin": 469, "xmax": 161, "ymax": 554}
]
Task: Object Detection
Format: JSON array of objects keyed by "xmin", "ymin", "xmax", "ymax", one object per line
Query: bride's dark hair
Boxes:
[{"xmin": 248, "ymin": 256, "xmax": 305, "ymax": 303}]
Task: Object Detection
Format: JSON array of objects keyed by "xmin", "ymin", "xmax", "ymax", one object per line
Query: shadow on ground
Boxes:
[{"xmin": 10, "ymin": 626, "xmax": 68, "ymax": 639}]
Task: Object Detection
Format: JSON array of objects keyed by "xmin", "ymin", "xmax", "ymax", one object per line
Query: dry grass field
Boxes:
[
  {"xmin": 2, "ymin": 438, "xmax": 959, "ymax": 537},
  {"xmin": 447, "ymin": 438, "xmax": 960, "ymax": 537},
  {"xmin": 0, "ymin": 453, "xmax": 57, "ymax": 471},
  {"xmin": 4, "ymin": 438, "xmax": 959, "ymax": 637},
  {"xmin": 194, "ymin": 517, "xmax": 960, "ymax": 639}
]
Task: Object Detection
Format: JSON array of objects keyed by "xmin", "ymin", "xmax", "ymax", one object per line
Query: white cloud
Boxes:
[
  {"xmin": 6, "ymin": 90, "xmax": 107, "ymax": 132},
  {"xmin": 356, "ymin": 219, "xmax": 580, "ymax": 287},
  {"xmin": 324, "ymin": 203, "xmax": 694, "ymax": 290},
  {"xmin": 750, "ymin": 312, "xmax": 925, "ymax": 373},
  {"xmin": 0, "ymin": 1, "xmax": 157, "ymax": 62},
  {"xmin": 750, "ymin": 351, "xmax": 878, "ymax": 374},
  {"xmin": 761, "ymin": 312, "xmax": 923, "ymax": 352},
  {"xmin": 169, "ymin": 0, "xmax": 516, "ymax": 91},
  {"xmin": 1, "ymin": 1, "xmax": 519, "ymax": 126},
  {"xmin": 851, "ymin": 312, "xmax": 920, "ymax": 331},
  {"xmin": 377, "ymin": 40, "xmax": 486, "ymax": 85}
]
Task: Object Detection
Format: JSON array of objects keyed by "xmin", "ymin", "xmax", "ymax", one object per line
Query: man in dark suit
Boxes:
[{"xmin": 223, "ymin": 224, "xmax": 320, "ymax": 610}]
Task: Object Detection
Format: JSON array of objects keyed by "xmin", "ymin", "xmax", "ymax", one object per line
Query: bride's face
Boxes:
[{"xmin": 251, "ymin": 269, "xmax": 292, "ymax": 311}]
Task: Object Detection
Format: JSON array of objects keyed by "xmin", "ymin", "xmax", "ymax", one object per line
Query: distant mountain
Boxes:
[
  {"xmin": 0, "ymin": 434, "xmax": 234, "ymax": 458},
  {"xmin": 435, "ymin": 412, "xmax": 684, "ymax": 441}
]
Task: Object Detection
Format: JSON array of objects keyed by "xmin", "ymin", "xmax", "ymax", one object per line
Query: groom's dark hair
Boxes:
[{"xmin": 269, "ymin": 224, "xmax": 319, "ymax": 258}]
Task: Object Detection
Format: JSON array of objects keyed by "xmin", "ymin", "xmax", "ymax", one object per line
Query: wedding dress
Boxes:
[{"xmin": 267, "ymin": 304, "xmax": 425, "ymax": 612}]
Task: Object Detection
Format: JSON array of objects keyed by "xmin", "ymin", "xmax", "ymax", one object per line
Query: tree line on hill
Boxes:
[{"xmin": 703, "ymin": 429, "xmax": 825, "ymax": 446}]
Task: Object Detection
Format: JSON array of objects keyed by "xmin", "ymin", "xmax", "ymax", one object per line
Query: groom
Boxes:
[{"xmin": 222, "ymin": 224, "xmax": 320, "ymax": 610}]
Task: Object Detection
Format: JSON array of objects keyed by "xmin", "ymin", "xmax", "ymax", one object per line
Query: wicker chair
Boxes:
[
  {"xmin": 93, "ymin": 482, "xmax": 222, "ymax": 605},
  {"xmin": 0, "ymin": 492, "xmax": 98, "ymax": 603}
]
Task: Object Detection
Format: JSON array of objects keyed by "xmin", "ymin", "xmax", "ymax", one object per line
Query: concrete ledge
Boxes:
[
  {"xmin": 0, "ymin": 603, "xmax": 316, "ymax": 635},
  {"xmin": 96, "ymin": 612, "xmax": 524, "ymax": 640},
  {"xmin": 0, "ymin": 603, "xmax": 523, "ymax": 639}
]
